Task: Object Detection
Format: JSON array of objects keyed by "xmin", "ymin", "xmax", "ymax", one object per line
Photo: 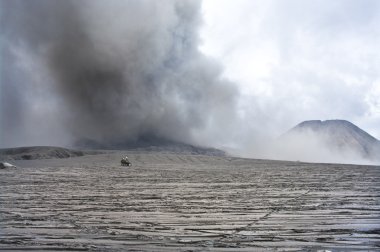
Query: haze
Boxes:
[{"xmin": 1, "ymin": 0, "xmax": 379, "ymax": 164}]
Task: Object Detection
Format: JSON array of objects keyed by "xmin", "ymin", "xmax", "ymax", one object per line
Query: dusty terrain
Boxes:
[{"xmin": 1, "ymin": 151, "xmax": 379, "ymax": 251}]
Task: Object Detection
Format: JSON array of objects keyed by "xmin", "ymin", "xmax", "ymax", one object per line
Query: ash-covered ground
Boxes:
[{"xmin": 1, "ymin": 151, "xmax": 379, "ymax": 251}]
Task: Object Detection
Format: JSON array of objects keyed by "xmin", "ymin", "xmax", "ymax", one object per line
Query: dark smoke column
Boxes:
[{"xmin": 0, "ymin": 0, "xmax": 238, "ymax": 148}]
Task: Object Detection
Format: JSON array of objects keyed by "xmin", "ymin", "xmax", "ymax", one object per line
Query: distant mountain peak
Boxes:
[
  {"xmin": 297, "ymin": 119, "xmax": 357, "ymax": 129},
  {"xmin": 291, "ymin": 119, "xmax": 378, "ymax": 142},
  {"xmin": 281, "ymin": 119, "xmax": 380, "ymax": 162}
]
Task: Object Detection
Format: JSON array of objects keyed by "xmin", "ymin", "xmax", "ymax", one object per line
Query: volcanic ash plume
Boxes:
[{"xmin": 0, "ymin": 0, "xmax": 238, "ymax": 148}]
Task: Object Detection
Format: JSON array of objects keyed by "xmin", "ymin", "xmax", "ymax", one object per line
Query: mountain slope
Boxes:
[
  {"xmin": 75, "ymin": 137, "xmax": 226, "ymax": 156},
  {"xmin": 279, "ymin": 120, "xmax": 380, "ymax": 163},
  {"xmin": 0, "ymin": 146, "xmax": 100, "ymax": 160}
]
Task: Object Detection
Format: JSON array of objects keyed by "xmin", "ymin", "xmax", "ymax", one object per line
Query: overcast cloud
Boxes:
[
  {"xmin": 200, "ymin": 0, "xmax": 380, "ymax": 141},
  {"xmin": 1, "ymin": 0, "xmax": 380, "ymax": 163}
]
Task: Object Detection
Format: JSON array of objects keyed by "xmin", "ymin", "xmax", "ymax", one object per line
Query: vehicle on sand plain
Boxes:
[{"xmin": 121, "ymin": 156, "xmax": 132, "ymax": 166}]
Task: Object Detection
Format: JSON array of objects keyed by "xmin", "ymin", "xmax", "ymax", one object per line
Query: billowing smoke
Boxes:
[{"xmin": 0, "ymin": 0, "xmax": 238, "ymax": 148}]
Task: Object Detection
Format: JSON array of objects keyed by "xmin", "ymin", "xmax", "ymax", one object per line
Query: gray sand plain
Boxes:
[{"xmin": 1, "ymin": 151, "xmax": 379, "ymax": 251}]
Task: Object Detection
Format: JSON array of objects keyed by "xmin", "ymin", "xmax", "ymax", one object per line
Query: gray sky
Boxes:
[
  {"xmin": 200, "ymin": 0, "xmax": 380, "ymax": 139},
  {"xmin": 1, "ymin": 0, "xmax": 380, "ymax": 155}
]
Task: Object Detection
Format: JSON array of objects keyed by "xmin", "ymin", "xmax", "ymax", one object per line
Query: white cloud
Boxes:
[{"xmin": 201, "ymin": 0, "xmax": 380, "ymax": 139}]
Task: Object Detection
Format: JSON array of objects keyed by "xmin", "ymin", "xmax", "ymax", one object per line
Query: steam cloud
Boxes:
[{"xmin": 1, "ymin": 0, "xmax": 238, "ymax": 148}]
